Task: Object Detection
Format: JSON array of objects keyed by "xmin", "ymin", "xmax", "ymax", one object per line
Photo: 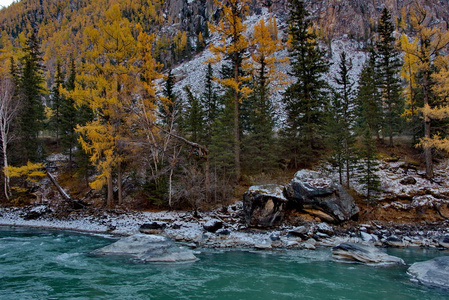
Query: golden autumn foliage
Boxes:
[
  {"xmin": 72, "ymin": 4, "xmax": 139, "ymax": 205},
  {"xmin": 402, "ymin": 3, "xmax": 449, "ymax": 177},
  {"xmin": 207, "ymin": 0, "xmax": 252, "ymax": 180},
  {"xmin": 66, "ymin": 4, "xmax": 163, "ymax": 206},
  {"xmin": 5, "ymin": 161, "xmax": 46, "ymax": 193},
  {"xmin": 420, "ymin": 56, "xmax": 449, "ymax": 153},
  {"xmin": 250, "ymin": 17, "xmax": 288, "ymax": 88},
  {"xmin": 208, "ymin": 0, "xmax": 252, "ymax": 95},
  {"xmin": 400, "ymin": 34, "xmax": 419, "ymax": 122}
]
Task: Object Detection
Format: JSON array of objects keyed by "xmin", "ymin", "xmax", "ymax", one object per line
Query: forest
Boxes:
[{"xmin": 0, "ymin": 0, "xmax": 449, "ymax": 211}]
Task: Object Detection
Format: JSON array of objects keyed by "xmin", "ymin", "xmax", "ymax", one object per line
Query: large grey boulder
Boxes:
[
  {"xmin": 243, "ymin": 184, "xmax": 287, "ymax": 228},
  {"xmin": 408, "ymin": 257, "xmax": 449, "ymax": 289},
  {"xmin": 285, "ymin": 170, "xmax": 359, "ymax": 223},
  {"xmin": 332, "ymin": 242, "xmax": 405, "ymax": 265},
  {"xmin": 91, "ymin": 234, "xmax": 197, "ymax": 263}
]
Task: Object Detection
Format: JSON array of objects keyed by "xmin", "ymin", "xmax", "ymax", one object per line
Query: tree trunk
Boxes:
[
  {"xmin": 118, "ymin": 163, "xmax": 123, "ymax": 205},
  {"xmin": 2, "ymin": 138, "xmax": 10, "ymax": 200},
  {"xmin": 205, "ymin": 157, "xmax": 210, "ymax": 202},
  {"xmin": 234, "ymin": 61, "xmax": 241, "ymax": 182},
  {"xmin": 46, "ymin": 170, "xmax": 71, "ymax": 201},
  {"xmin": 423, "ymin": 73, "xmax": 434, "ymax": 178},
  {"xmin": 107, "ymin": 174, "xmax": 114, "ymax": 208},
  {"xmin": 168, "ymin": 164, "xmax": 174, "ymax": 208}
]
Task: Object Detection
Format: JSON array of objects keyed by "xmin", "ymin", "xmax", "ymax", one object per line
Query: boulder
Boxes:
[
  {"xmin": 203, "ymin": 219, "xmax": 223, "ymax": 233},
  {"xmin": 242, "ymin": 184, "xmax": 288, "ymax": 228},
  {"xmin": 139, "ymin": 222, "xmax": 167, "ymax": 234},
  {"xmin": 90, "ymin": 234, "xmax": 197, "ymax": 263},
  {"xmin": 408, "ymin": 257, "xmax": 449, "ymax": 289},
  {"xmin": 386, "ymin": 236, "xmax": 407, "ymax": 247},
  {"xmin": 22, "ymin": 205, "xmax": 51, "ymax": 220},
  {"xmin": 332, "ymin": 242, "xmax": 405, "ymax": 265},
  {"xmin": 316, "ymin": 222, "xmax": 334, "ymax": 236},
  {"xmin": 438, "ymin": 236, "xmax": 449, "ymax": 249},
  {"xmin": 400, "ymin": 176, "xmax": 417, "ymax": 185},
  {"xmin": 288, "ymin": 226, "xmax": 311, "ymax": 239},
  {"xmin": 285, "ymin": 170, "xmax": 359, "ymax": 223}
]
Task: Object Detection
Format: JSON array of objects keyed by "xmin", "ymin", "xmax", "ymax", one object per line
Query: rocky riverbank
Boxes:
[{"xmin": 2, "ymin": 203, "xmax": 449, "ymax": 251}]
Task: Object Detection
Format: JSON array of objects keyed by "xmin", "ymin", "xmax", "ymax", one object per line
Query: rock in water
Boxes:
[
  {"xmin": 408, "ymin": 257, "xmax": 449, "ymax": 289},
  {"xmin": 91, "ymin": 234, "xmax": 197, "ymax": 263},
  {"xmin": 332, "ymin": 242, "xmax": 405, "ymax": 265},
  {"xmin": 284, "ymin": 170, "xmax": 359, "ymax": 223},
  {"xmin": 242, "ymin": 184, "xmax": 288, "ymax": 228}
]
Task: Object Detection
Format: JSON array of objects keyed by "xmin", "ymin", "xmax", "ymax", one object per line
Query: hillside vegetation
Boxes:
[{"xmin": 0, "ymin": 0, "xmax": 448, "ymax": 220}]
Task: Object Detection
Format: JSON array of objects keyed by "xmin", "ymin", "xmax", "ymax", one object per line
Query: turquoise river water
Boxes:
[{"xmin": 0, "ymin": 226, "xmax": 448, "ymax": 299}]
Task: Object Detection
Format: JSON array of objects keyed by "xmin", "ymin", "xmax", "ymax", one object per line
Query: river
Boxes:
[{"xmin": 0, "ymin": 226, "xmax": 447, "ymax": 299}]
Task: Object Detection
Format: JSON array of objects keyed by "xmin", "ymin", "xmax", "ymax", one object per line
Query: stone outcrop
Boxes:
[
  {"xmin": 408, "ymin": 257, "xmax": 449, "ymax": 289},
  {"xmin": 242, "ymin": 171, "xmax": 359, "ymax": 227},
  {"xmin": 285, "ymin": 170, "xmax": 359, "ymax": 223},
  {"xmin": 90, "ymin": 234, "xmax": 197, "ymax": 263},
  {"xmin": 242, "ymin": 184, "xmax": 288, "ymax": 228},
  {"xmin": 332, "ymin": 242, "xmax": 405, "ymax": 265}
]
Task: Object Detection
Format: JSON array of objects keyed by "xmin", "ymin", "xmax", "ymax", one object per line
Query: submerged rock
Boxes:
[
  {"xmin": 408, "ymin": 257, "xmax": 449, "ymax": 289},
  {"xmin": 243, "ymin": 184, "xmax": 287, "ymax": 228},
  {"xmin": 332, "ymin": 242, "xmax": 405, "ymax": 265},
  {"xmin": 285, "ymin": 170, "xmax": 359, "ymax": 223},
  {"xmin": 91, "ymin": 234, "xmax": 197, "ymax": 263}
]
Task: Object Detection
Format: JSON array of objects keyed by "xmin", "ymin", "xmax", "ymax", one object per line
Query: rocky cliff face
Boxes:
[{"xmin": 163, "ymin": 0, "xmax": 449, "ymax": 40}]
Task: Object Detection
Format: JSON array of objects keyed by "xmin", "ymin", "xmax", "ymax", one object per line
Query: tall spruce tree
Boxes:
[
  {"xmin": 17, "ymin": 32, "xmax": 46, "ymax": 163},
  {"xmin": 60, "ymin": 58, "xmax": 79, "ymax": 167},
  {"xmin": 327, "ymin": 51, "xmax": 356, "ymax": 187},
  {"xmin": 183, "ymin": 85, "xmax": 203, "ymax": 143},
  {"xmin": 357, "ymin": 48, "xmax": 383, "ymax": 140},
  {"xmin": 161, "ymin": 68, "xmax": 179, "ymax": 126},
  {"xmin": 376, "ymin": 8, "xmax": 403, "ymax": 146},
  {"xmin": 50, "ymin": 61, "xmax": 63, "ymax": 142},
  {"xmin": 282, "ymin": 0, "xmax": 329, "ymax": 168},
  {"xmin": 358, "ymin": 125, "xmax": 381, "ymax": 203},
  {"xmin": 201, "ymin": 63, "xmax": 218, "ymax": 146}
]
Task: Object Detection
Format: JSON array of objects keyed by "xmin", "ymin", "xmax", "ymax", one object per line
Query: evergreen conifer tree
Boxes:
[
  {"xmin": 50, "ymin": 61, "xmax": 63, "ymax": 142},
  {"xmin": 327, "ymin": 51, "xmax": 356, "ymax": 187},
  {"xmin": 357, "ymin": 48, "xmax": 383, "ymax": 140},
  {"xmin": 358, "ymin": 125, "xmax": 381, "ymax": 203},
  {"xmin": 17, "ymin": 32, "xmax": 46, "ymax": 163},
  {"xmin": 282, "ymin": 0, "xmax": 329, "ymax": 168},
  {"xmin": 161, "ymin": 69, "xmax": 180, "ymax": 127},
  {"xmin": 376, "ymin": 8, "xmax": 403, "ymax": 146},
  {"xmin": 201, "ymin": 63, "xmax": 218, "ymax": 146},
  {"xmin": 60, "ymin": 58, "xmax": 80, "ymax": 168},
  {"xmin": 183, "ymin": 85, "xmax": 203, "ymax": 143}
]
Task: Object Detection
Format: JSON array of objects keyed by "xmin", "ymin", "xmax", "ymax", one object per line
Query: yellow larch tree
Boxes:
[
  {"xmin": 73, "ymin": 4, "xmax": 138, "ymax": 207},
  {"xmin": 420, "ymin": 55, "xmax": 449, "ymax": 153},
  {"xmin": 403, "ymin": 3, "xmax": 449, "ymax": 178},
  {"xmin": 208, "ymin": 0, "xmax": 252, "ymax": 181},
  {"xmin": 250, "ymin": 17, "xmax": 287, "ymax": 88},
  {"xmin": 400, "ymin": 34, "xmax": 420, "ymax": 142}
]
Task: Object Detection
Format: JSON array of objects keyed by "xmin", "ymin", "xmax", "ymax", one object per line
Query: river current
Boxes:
[{"xmin": 0, "ymin": 226, "xmax": 448, "ymax": 299}]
